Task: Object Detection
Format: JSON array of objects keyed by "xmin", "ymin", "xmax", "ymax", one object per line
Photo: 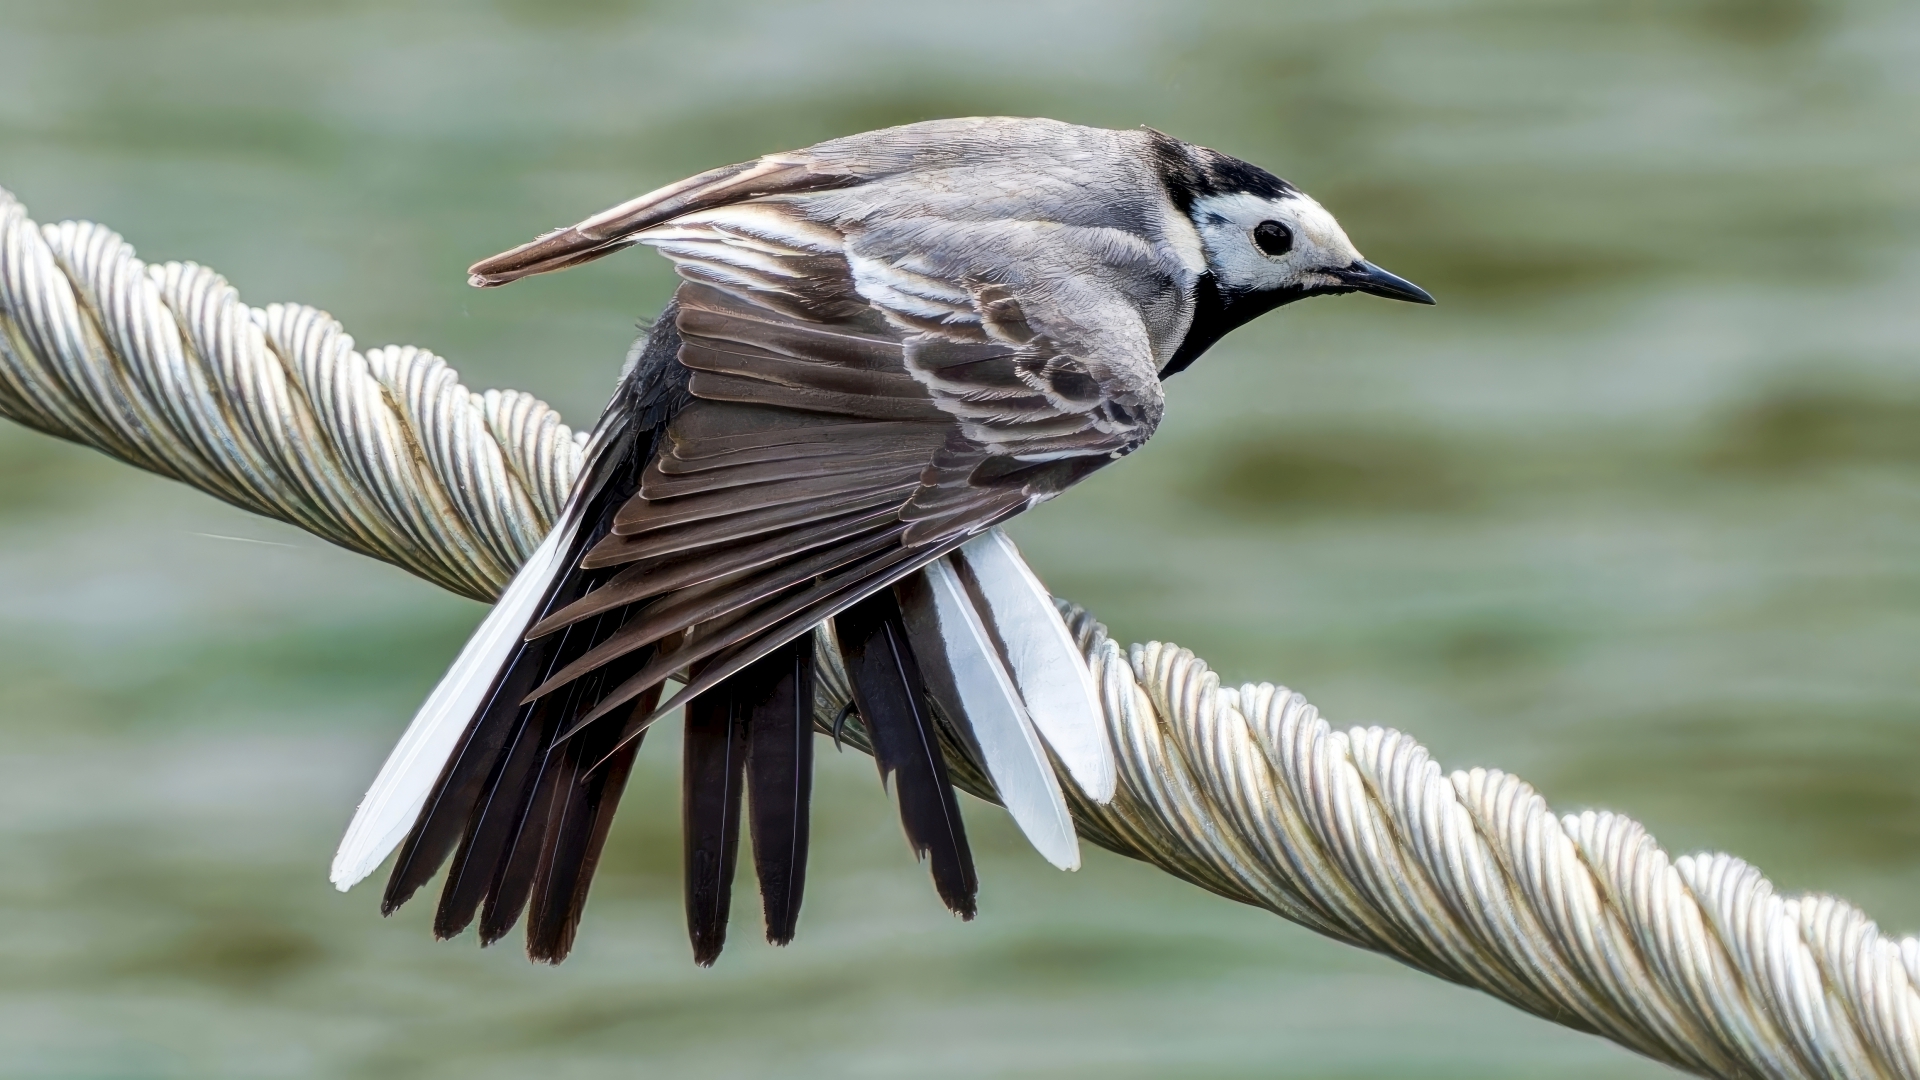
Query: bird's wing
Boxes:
[
  {"xmin": 465, "ymin": 152, "xmax": 867, "ymax": 287},
  {"xmin": 524, "ymin": 196, "xmax": 1164, "ymax": 736}
]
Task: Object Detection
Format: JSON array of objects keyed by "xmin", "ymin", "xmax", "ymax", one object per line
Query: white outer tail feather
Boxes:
[
  {"xmin": 955, "ymin": 529, "xmax": 1117, "ymax": 803},
  {"xmin": 329, "ymin": 495, "xmax": 587, "ymax": 892},
  {"xmin": 922, "ymin": 558, "xmax": 1080, "ymax": 870}
]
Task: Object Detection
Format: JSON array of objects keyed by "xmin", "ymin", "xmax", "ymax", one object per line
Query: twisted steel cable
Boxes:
[{"xmin": 2, "ymin": 185, "xmax": 1914, "ymax": 1080}]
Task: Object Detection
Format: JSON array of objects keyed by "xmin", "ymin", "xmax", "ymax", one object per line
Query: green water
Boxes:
[{"xmin": 1, "ymin": 1, "xmax": 1917, "ymax": 1076}]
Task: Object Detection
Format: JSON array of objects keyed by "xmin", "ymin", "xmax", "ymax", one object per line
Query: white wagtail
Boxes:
[{"xmin": 331, "ymin": 117, "xmax": 1433, "ymax": 965}]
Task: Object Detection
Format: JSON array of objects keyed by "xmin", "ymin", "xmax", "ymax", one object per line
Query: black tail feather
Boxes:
[
  {"xmin": 834, "ymin": 589, "xmax": 977, "ymax": 919},
  {"xmin": 476, "ymin": 665, "xmax": 626, "ymax": 947},
  {"xmin": 427, "ymin": 607, "xmax": 624, "ymax": 937},
  {"xmin": 742, "ymin": 636, "xmax": 815, "ymax": 946},
  {"xmin": 465, "ymin": 639, "xmax": 660, "ymax": 955},
  {"xmin": 431, "ymin": 692, "xmax": 553, "ymax": 938},
  {"xmin": 683, "ymin": 676, "xmax": 750, "ymax": 966},
  {"xmin": 524, "ymin": 684, "xmax": 657, "ymax": 963},
  {"xmin": 525, "ymin": 725, "xmax": 644, "ymax": 961},
  {"xmin": 478, "ymin": 723, "xmax": 568, "ymax": 946}
]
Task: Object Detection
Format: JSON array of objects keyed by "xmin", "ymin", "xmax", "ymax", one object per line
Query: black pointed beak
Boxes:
[{"xmin": 1331, "ymin": 260, "xmax": 1435, "ymax": 305}]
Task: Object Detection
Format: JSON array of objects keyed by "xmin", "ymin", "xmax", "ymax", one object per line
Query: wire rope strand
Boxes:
[{"xmin": 1, "ymin": 185, "xmax": 1914, "ymax": 1080}]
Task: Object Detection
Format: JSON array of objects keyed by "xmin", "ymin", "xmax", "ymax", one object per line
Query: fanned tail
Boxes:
[{"xmin": 835, "ymin": 589, "xmax": 977, "ymax": 918}]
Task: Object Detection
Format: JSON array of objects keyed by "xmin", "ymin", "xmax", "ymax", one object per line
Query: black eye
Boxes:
[{"xmin": 1252, "ymin": 220, "xmax": 1294, "ymax": 257}]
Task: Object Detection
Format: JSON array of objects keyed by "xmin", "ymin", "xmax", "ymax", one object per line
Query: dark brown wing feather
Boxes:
[
  {"xmin": 579, "ymin": 483, "xmax": 911, "ymax": 568},
  {"xmin": 554, "ymin": 505, "xmax": 900, "ymax": 626},
  {"xmin": 528, "ymin": 524, "xmax": 908, "ymax": 703},
  {"xmin": 517, "ymin": 231, "xmax": 1131, "ymax": 738}
]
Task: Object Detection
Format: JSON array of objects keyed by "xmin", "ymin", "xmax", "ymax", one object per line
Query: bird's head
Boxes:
[{"xmin": 1151, "ymin": 133, "xmax": 1433, "ymax": 376}]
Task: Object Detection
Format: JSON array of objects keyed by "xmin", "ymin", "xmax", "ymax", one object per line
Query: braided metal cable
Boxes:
[
  {"xmin": 2, "ymin": 185, "xmax": 1915, "ymax": 1080},
  {"xmin": 0, "ymin": 188, "xmax": 583, "ymax": 601}
]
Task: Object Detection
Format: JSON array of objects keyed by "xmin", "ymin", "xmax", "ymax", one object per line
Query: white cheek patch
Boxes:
[
  {"xmin": 1194, "ymin": 216, "xmax": 1283, "ymax": 291},
  {"xmin": 1189, "ymin": 191, "xmax": 1364, "ymax": 293}
]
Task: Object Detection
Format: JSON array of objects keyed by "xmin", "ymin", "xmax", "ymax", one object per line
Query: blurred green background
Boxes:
[{"xmin": 1, "ymin": 0, "xmax": 1917, "ymax": 1076}]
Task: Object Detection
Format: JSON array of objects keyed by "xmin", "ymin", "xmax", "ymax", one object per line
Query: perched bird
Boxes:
[{"xmin": 329, "ymin": 117, "xmax": 1433, "ymax": 966}]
